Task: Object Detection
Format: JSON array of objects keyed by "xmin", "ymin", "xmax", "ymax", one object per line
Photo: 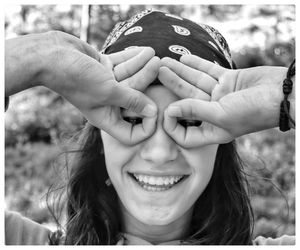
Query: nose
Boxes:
[{"xmin": 140, "ymin": 124, "xmax": 178, "ymax": 165}]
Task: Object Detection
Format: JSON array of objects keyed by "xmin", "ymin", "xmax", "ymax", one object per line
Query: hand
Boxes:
[
  {"xmin": 91, "ymin": 48, "xmax": 161, "ymax": 144},
  {"xmin": 159, "ymin": 55, "xmax": 290, "ymax": 147},
  {"xmin": 5, "ymin": 31, "xmax": 159, "ymax": 144}
]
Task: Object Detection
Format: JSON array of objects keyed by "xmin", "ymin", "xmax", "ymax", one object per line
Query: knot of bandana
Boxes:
[{"xmin": 102, "ymin": 9, "xmax": 234, "ymax": 69}]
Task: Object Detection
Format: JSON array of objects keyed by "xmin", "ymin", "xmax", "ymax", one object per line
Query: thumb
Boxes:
[
  {"xmin": 166, "ymin": 99, "xmax": 225, "ymax": 127},
  {"xmin": 106, "ymin": 85, "xmax": 157, "ymax": 117}
]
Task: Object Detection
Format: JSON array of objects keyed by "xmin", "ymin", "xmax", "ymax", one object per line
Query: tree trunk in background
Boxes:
[{"xmin": 80, "ymin": 5, "xmax": 91, "ymax": 43}]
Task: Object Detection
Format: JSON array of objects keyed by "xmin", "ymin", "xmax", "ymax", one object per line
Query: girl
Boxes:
[{"xmin": 5, "ymin": 9, "xmax": 295, "ymax": 245}]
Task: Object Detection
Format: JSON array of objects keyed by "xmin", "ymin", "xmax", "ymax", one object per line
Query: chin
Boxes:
[{"xmin": 133, "ymin": 207, "xmax": 181, "ymax": 226}]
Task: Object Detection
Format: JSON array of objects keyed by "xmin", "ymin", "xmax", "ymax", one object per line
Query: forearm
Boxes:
[
  {"xmin": 273, "ymin": 67, "xmax": 295, "ymax": 129},
  {"xmin": 269, "ymin": 67, "xmax": 295, "ymax": 130},
  {"xmin": 239, "ymin": 66, "xmax": 295, "ymax": 130},
  {"xmin": 288, "ymin": 75, "xmax": 295, "ymax": 128},
  {"xmin": 5, "ymin": 34, "xmax": 47, "ymax": 96}
]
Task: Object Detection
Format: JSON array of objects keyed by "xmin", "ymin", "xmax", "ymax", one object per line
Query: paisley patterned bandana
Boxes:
[{"xmin": 102, "ymin": 9, "xmax": 234, "ymax": 69}]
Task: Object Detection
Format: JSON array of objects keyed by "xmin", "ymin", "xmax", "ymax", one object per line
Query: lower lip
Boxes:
[{"xmin": 128, "ymin": 174, "xmax": 188, "ymax": 192}]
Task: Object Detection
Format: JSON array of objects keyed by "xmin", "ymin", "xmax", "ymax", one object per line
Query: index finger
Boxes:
[
  {"xmin": 161, "ymin": 57, "xmax": 217, "ymax": 95},
  {"xmin": 104, "ymin": 46, "xmax": 149, "ymax": 65},
  {"xmin": 180, "ymin": 55, "xmax": 226, "ymax": 80},
  {"xmin": 166, "ymin": 98, "xmax": 225, "ymax": 126},
  {"xmin": 95, "ymin": 108, "xmax": 157, "ymax": 145},
  {"xmin": 113, "ymin": 47, "xmax": 155, "ymax": 81},
  {"xmin": 121, "ymin": 56, "xmax": 160, "ymax": 91},
  {"xmin": 106, "ymin": 84, "xmax": 157, "ymax": 117}
]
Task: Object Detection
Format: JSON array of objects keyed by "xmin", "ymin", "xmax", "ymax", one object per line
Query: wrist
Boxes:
[
  {"xmin": 5, "ymin": 34, "xmax": 48, "ymax": 96},
  {"xmin": 279, "ymin": 60, "xmax": 295, "ymax": 131},
  {"xmin": 288, "ymin": 75, "xmax": 295, "ymax": 128},
  {"xmin": 264, "ymin": 67, "xmax": 287, "ymax": 129},
  {"xmin": 37, "ymin": 31, "xmax": 98, "ymax": 92}
]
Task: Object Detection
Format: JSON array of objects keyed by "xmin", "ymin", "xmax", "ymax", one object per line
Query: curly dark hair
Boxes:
[{"xmin": 48, "ymin": 122, "xmax": 254, "ymax": 245}]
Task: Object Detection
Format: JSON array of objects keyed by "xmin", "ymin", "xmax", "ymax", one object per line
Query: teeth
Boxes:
[
  {"xmin": 142, "ymin": 185, "xmax": 169, "ymax": 192},
  {"xmin": 143, "ymin": 175, "xmax": 149, "ymax": 183},
  {"xmin": 164, "ymin": 177, "xmax": 169, "ymax": 185},
  {"xmin": 156, "ymin": 178, "xmax": 164, "ymax": 185},
  {"xmin": 148, "ymin": 176, "xmax": 155, "ymax": 185},
  {"xmin": 133, "ymin": 174, "xmax": 184, "ymax": 187}
]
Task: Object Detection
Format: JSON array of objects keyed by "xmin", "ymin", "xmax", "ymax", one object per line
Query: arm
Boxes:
[
  {"xmin": 158, "ymin": 55, "xmax": 295, "ymax": 147},
  {"xmin": 5, "ymin": 33, "xmax": 48, "ymax": 96},
  {"xmin": 5, "ymin": 31, "xmax": 159, "ymax": 144}
]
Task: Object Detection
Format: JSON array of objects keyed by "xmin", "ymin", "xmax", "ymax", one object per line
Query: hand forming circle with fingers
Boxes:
[
  {"xmin": 159, "ymin": 54, "xmax": 284, "ymax": 147},
  {"xmin": 31, "ymin": 32, "xmax": 159, "ymax": 146},
  {"xmin": 87, "ymin": 47, "xmax": 160, "ymax": 145},
  {"xmin": 159, "ymin": 55, "xmax": 240, "ymax": 147}
]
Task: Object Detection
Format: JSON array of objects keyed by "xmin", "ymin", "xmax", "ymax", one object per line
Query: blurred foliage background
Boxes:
[{"xmin": 5, "ymin": 5, "xmax": 295, "ymax": 238}]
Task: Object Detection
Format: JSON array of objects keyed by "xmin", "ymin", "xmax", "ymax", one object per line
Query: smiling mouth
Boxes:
[{"xmin": 129, "ymin": 173, "xmax": 188, "ymax": 192}]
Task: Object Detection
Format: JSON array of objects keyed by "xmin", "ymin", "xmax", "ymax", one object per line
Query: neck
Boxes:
[{"xmin": 120, "ymin": 203, "xmax": 193, "ymax": 244}]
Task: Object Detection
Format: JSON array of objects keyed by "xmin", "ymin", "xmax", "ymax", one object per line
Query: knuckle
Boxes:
[
  {"xmin": 47, "ymin": 30, "xmax": 84, "ymax": 53},
  {"xmin": 182, "ymin": 99, "xmax": 195, "ymax": 118},
  {"xmin": 126, "ymin": 93, "xmax": 142, "ymax": 113},
  {"xmin": 214, "ymin": 104, "xmax": 228, "ymax": 127},
  {"xmin": 46, "ymin": 31, "xmax": 71, "ymax": 61},
  {"xmin": 174, "ymin": 81, "xmax": 184, "ymax": 91},
  {"xmin": 124, "ymin": 64, "xmax": 134, "ymax": 77},
  {"xmin": 46, "ymin": 30, "xmax": 65, "ymax": 45},
  {"xmin": 215, "ymin": 113, "xmax": 225, "ymax": 126},
  {"xmin": 190, "ymin": 103, "xmax": 199, "ymax": 120}
]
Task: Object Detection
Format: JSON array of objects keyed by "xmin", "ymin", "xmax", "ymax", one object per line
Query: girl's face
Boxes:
[{"xmin": 101, "ymin": 85, "xmax": 218, "ymax": 226}]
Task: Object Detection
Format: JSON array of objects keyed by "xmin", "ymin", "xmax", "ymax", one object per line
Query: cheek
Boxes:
[
  {"xmin": 100, "ymin": 131, "xmax": 137, "ymax": 182},
  {"xmin": 181, "ymin": 144, "xmax": 218, "ymax": 195},
  {"xmin": 184, "ymin": 144, "xmax": 218, "ymax": 170}
]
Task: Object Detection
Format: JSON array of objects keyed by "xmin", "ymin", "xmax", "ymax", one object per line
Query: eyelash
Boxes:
[
  {"xmin": 123, "ymin": 117, "xmax": 143, "ymax": 125},
  {"xmin": 123, "ymin": 117, "xmax": 202, "ymax": 128},
  {"xmin": 178, "ymin": 119, "xmax": 202, "ymax": 128}
]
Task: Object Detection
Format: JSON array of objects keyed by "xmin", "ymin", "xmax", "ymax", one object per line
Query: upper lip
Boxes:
[{"xmin": 127, "ymin": 171, "xmax": 190, "ymax": 176}]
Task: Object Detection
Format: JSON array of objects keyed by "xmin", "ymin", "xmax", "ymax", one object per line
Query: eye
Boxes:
[
  {"xmin": 123, "ymin": 116, "xmax": 143, "ymax": 125},
  {"xmin": 178, "ymin": 119, "xmax": 202, "ymax": 128}
]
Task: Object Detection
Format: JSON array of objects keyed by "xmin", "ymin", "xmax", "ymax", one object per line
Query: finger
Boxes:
[
  {"xmin": 89, "ymin": 107, "xmax": 157, "ymax": 145},
  {"xmin": 106, "ymin": 84, "xmax": 158, "ymax": 117},
  {"xmin": 158, "ymin": 66, "xmax": 210, "ymax": 100},
  {"xmin": 211, "ymin": 83, "xmax": 234, "ymax": 101},
  {"xmin": 107, "ymin": 115, "xmax": 157, "ymax": 145},
  {"xmin": 161, "ymin": 57, "xmax": 217, "ymax": 94},
  {"xmin": 163, "ymin": 111, "xmax": 205, "ymax": 147},
  {"xmin": 180, "ymin": 55, "xmax": 226, "ymax": 80},
  {"xmin": 163, "ymin": 103, "xmax": 232, "ymax": 147},
  {"xmin": 121, "ymin": 56, "xmax": 160, "ymax": 91},
  {"xmin": 113, "ymin": 47, "xmax": 155, "ymax": 81},
  {"xmin": 163, "ymin": 108, "xmax": 232, "ymax": 147},
  {"xmin": 99, "ymin": 47, "xmax": 151, "ymax": 72},
  {"xmin": 163, "ymin": 108, "xmax": 187, "ymax": 144},
  {"xmin": 105, "ymin": 46, "xmax": 149, "ymax": 66},
  {"xmin": 211, "ymin": 70, "xmax": 240, "ymax": 101},
  {"xmin": 80, "ymin": 42, "xmax": 101, "ymax": 62},
  {"xmin": 163, "ymin": 108, "xmax": 215, "ymax": 147},
  {"xmin": 166, "ymin": 99, "xmax": 224, "ymax": 126},
  {"xmin": 99, "ymin": 54, "xmax": 114, "ymax": 70}
]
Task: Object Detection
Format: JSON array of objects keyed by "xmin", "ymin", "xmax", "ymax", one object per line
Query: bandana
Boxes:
[{"xmin": 101, "ymin": 9, "xmax": 234, "ymax": 69}]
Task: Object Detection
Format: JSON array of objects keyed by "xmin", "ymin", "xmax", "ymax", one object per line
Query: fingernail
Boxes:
[
  {"xmin": 142, "ymin": 104, "xmax": 157, "ymax": 117},
  {"xmin": 167, "ymin": 106, "xmax": 182, "ymax": 117}
]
